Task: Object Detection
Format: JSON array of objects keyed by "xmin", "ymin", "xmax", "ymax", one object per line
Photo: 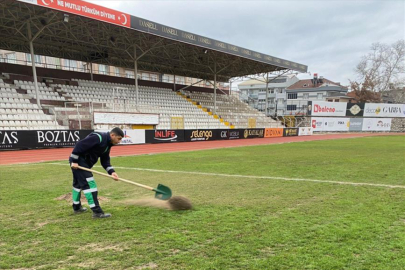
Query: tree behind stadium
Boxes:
[{"xmin": 349, "ymin": 40, "xmax": 404, "ymax": 103}]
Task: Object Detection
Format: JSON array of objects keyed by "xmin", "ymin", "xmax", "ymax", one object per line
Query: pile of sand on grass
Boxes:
[
  {"xmin": 122, "ymin": 198, "xmax": 171, "ymax": 210},
  {"xmin": 123, "ymin": 196, "xmax": 192, "ymax": 211},
  {"xmin": 167, "ymin": 196, "xmax": 192, "ymax": 210}
]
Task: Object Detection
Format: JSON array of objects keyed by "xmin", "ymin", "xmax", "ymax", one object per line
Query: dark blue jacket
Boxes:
[{"xmin": 69, "ymin": 132, "xmax": 115, "ymax": 175}]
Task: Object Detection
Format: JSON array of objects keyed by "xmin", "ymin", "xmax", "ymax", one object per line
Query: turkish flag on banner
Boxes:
[{"xmin": 19, "ymin": 0, "xmax": 131, "ymax": 28}]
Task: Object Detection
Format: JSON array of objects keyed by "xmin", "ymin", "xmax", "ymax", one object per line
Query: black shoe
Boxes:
[
  {"xmin": 92, "ymin": 212, "xmax": 112, "ymax": 218},
  {"xmin": 73, "ymin": 207, "xmax": 88, "ymax": 214}
]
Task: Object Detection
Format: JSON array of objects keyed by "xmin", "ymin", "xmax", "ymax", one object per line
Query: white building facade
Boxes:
[
  {"xmin": 285, "ymin": 75, "xmax": 349, "ymax": 116},
  {"xmin": 238, "ymin": 74, "xmax": 349, "ymax": 116},
  {"xmin": 238, "ymin": 74, "xmax": 299, "ymax": 116}
]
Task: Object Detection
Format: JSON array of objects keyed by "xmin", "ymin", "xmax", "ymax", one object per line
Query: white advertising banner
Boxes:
[
  {"xmin": 309, "ymin": 101, "xmax": 347, "ymax": 116},
  {"xmin": 298, "ymin": 127, "xmax": 313, "ymax": 136},
  {"xmin": 362, "ymin": 118, "xmax": 392, "ymax": 131},
  {"xmin": 311, "ymin": 118, "xmax": 324, "ymax": 131},
  {"xmin": 312, "ymin": 117, "xmax": 392, "ymax": 132},
  {"xmin": 96, "ymin": 129, "xmax": 146, "ymax": 145},
  {"xmin": 363, "ymin": 103, "xmax": 405, "ymax": 118},
  {"xmin": 94, "ymin": 112, "xmax": 159, "ymax": 125},
  {"xmin": 328, "ymin": 118, "xmax": 349, "ymax": 131},
  {"xmin": 311, "ymin": 118, "xmax": 349, "ymax": 132}
]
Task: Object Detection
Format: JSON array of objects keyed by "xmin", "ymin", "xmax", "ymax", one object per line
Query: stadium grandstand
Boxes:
[{"xmin": 0, "ymin": 0, "xmax": 307, "ymax": 132}]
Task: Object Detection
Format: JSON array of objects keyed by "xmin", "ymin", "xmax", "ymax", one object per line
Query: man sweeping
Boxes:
[{"xmin": 69, "ymin": 127, "xmax": 124, "ymax": 218}]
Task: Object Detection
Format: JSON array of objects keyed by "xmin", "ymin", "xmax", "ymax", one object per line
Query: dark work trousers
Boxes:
[{"xmin": 70, "ymin": 158, "xmax": 103, "ymax": 213}]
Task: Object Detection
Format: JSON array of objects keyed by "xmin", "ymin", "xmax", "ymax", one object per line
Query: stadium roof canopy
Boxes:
[{"xmin": 0, "ymin": 0, "xmax": 308, "ymax": 82}]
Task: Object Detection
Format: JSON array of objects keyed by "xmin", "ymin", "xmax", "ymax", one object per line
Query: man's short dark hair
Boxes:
[{"xmin": 110, "ymin": 127, "xmax": 124, "ymax": 137}]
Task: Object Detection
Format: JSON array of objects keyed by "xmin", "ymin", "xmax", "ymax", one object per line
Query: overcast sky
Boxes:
[{"xmin": 89, "ymin": 0, "xmax": 404, "ymax": 87}]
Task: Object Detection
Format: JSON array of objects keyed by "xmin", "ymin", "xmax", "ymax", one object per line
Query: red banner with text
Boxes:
[{"xmin": 18, "ymin": 0, "xmax": 130, "ymax": 28}]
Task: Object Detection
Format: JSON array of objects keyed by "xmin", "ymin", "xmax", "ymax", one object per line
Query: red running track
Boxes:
[{"xmin": 0, "ymin": 133, "xmax": 402, "ymax": 165}]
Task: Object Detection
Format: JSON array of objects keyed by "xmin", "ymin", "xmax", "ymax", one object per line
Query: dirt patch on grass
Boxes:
[
  {"xmin": 136, "ymin": 262, "xmax": 158, "ymax": 269},
  {"xmin": 170, "ymin": 249, "xmax": 181, "ymax": 255},
  {"xmin": 259, "ymin": 246, "xmax": 276, "ymax": 256},
  {"xmin": 78, "ymin": 243, "xmax": 123, "ymax": 252},
  {"xmin": 76, "ymin": 260, "xmax": 100, "ymax": 268},
  {"xmin": 55, "ymin": 192, "xmax": 109, "ymax": 203},
  {"xmin": 35, "ymin": 222, "xmax": 49, "ymax": 228}
]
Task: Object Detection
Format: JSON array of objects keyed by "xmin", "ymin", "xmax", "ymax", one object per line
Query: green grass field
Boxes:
[{"xmin": 1, "ymin": 136, "xmax": 405, "ymax": 270}]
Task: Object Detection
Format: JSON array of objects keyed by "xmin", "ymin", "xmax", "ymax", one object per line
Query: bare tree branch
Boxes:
[{"xmin": 353, "ymin": 40, "xmax": 405, "ymax": 93}]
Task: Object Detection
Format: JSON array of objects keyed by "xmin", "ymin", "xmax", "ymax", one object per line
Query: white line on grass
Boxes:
[{"xmin": 44, "ymin": 162, "xmax": 405, "ymax": 189}]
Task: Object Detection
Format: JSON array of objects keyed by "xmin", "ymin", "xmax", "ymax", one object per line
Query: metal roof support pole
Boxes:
[
  {"xmin": 90, "ymin": 62, "xmax": 93, "ymax": 81},
  {"xmin": 134, "ymin": 47, "xmax": 139, "ymax": 111},
  {"xmin": 27, "ymin": 22, "xmax": 41, "ymax": 109},
  {"xmin": 214, "ymin": 63, "xmax": 217, "ymax": 115},
  {"xmin": 173, "ymin": 75, "xmax": 176, "ymax": 91},
  {"xmin": 113, "ymin": 87, "xmax": 116, "ymax": 112},
  {"xmin": 176, "ymin": 79, "xmax": 205, "ymax": 92},
  {"xmin": 265, "ymin": 72, "xmax": 269, "ymax": 116}
]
